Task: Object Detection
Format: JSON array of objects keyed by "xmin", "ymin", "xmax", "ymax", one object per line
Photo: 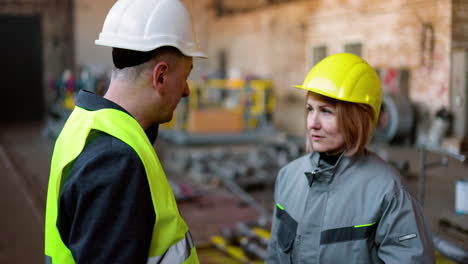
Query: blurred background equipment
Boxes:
[
  {"xmin": 200, "ymin": 220, "xmax": 269, "ymax": 264},
  {"xmin": 159, "ymin": 79, "xmax": 276, "ymax": 144},
  {"xmin": 427, "ymin": 108, "xmax": 453, "ymax": 147},
  {"xmin": 164, "ymin": 138, "xmax": 304, "ymax": 190},
  {"xmin": 43, "ymin": 66, "xmax": 110, "ymax": 139},
  {"xmin": 455, "ymin": 179, "xmax": 468, "ymax": 216},
  {"xmin": 416, "ymin": 144, "xmax": 468, "ymax": 263},
  {"xmin": 374, "ymin": 93, "xmax": 415, "ymax": 144}
]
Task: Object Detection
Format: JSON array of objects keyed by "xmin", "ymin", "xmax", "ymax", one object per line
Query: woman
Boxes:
[{"xmin": 267, "ymin": 53, "xmax": 435, "ymax": 263}]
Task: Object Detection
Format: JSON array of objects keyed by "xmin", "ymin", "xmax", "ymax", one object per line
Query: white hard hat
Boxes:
[{"xmin": 95, "ymin": 0, "xmax": 207, "ymax": 58}]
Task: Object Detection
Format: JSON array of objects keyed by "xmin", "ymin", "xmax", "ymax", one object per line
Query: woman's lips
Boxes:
[{"xmin": 311, "ymin": 135, "xmax": 323, "ymax": 141}]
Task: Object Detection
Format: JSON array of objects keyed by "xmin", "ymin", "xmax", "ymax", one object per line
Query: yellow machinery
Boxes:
[
  {"xmin": 197, "ymin": 221, "xmax": 270, "ymax": 264},
  {"xmin": 248, "ymin": 80, "xmax": 275, "ymax": 130},
  {"xmin": 160, "ymin": 79, "xmax": 275, "ymax": 144}
]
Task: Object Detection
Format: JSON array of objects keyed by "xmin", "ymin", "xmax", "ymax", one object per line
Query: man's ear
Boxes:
[{"xmin": 152, "ymin": 61, "xmax": 169, "ymax": 94}]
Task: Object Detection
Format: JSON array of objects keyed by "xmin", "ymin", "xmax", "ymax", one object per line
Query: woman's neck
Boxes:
[{"xmin": 319, "ymin": 152, "xmax": 342, "ymax": 166}]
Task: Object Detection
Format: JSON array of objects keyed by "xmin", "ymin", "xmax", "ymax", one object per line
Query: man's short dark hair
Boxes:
[{"xmin": 112, "ymin": 46, "xmax": 184, "ymax": 69}]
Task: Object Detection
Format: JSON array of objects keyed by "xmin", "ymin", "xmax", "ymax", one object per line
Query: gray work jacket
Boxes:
[{"xmin": 266, "ymin": 151, "xmax": 435, "ymax": 263}]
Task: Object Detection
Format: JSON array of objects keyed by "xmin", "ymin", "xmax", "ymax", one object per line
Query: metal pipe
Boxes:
[
  {"xmin": 425, "ymin": 157, "xmax": 448, "ymax": 170},
  {"xmin": 221, "ymin": 178, "xmax": 272, "ymax": 219},
  {"xmin": 418, "ymin": 145, "xmax": 466, "ymax": 206},
  {"xmin": 424, "ymin": 144, "xmax": 466, "ymax": 163},
  {"xmin": 433, "ymin": 233, "xmax": 468, "ymax": 264}
]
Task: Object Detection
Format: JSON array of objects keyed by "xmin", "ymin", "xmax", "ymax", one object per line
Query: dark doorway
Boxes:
[{"xmin": 0, "ymin": 15, "xmax": 44, "ymax": 121}]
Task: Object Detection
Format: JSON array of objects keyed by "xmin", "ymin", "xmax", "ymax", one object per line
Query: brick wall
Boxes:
[
  {"xmin": 186, "ymin": 0, "xmax": 455, "ymax": 135},
  {"xmin": 74, "ymin": 0, "xmax": 115, "ymax": 69},
  {"xmin": 3, "ymin": 0, "xmax": 460, "ymax": 135},
  {"xmin": 452, "ymin": 0, "xmax": 468, "ymax": 49},
  {"xmin": 306, "ymin": 0, "xmax": 452, "ymax": 114}
]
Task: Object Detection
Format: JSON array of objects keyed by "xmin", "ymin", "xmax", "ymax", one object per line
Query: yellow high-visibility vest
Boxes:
[{"xmin": 45, "ymin": 106, "xmax": 199, "ymax": 264}]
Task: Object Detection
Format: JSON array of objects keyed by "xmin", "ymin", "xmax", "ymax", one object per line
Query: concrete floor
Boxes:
[
  {"xmin": 0, "ymin": 120, "xmax": 467, "ymax": 263},
  {"xmin": 0, "ymin": 121, "xmax": 51, "ymax": 263}
]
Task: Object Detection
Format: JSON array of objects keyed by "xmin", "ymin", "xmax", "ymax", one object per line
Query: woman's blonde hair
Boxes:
[{"xmin": 305, "ymin": 91, "xmax": 374, "ymax": 156}]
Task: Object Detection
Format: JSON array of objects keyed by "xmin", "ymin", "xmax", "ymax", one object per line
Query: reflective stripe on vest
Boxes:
[
  {"xmin": 45, "ymin": 106, "xmax": 199, "ymax": 264},
  {"xmin": 147, "ymin": 231, "xmax": 195, "ymax": 264}
]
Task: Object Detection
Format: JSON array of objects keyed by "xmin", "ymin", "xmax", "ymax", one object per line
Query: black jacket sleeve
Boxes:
[{"xmin": 57, "ymin": 132, "xmax": 155, "ymax": 264}]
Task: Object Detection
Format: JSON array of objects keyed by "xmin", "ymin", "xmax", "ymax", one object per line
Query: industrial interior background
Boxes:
[{"xmin": 1, "ymin": 0, "xmax": 468, "ymax": 263}]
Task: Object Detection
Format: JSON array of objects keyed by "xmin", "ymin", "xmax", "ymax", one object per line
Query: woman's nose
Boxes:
[{"xmin": 308, "ymin": 113, "xmax": 321, "ymax": 130}]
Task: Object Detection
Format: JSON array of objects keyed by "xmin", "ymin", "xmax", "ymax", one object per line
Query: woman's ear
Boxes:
[{"xmin": 152, "ymin": 62, "xmax": 169, "ymax": 93}]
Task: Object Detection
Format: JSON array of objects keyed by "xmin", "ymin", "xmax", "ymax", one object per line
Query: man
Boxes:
[{"xmin": 44, "ymin": 0, "xmax": 206, "ymax": 263}]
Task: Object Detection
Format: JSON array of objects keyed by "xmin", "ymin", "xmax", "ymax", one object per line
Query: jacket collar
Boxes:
[
  {"xmin": 304, "ymin": 151, "xmax": 353, "ymax": 186},
  {"xmin": 75, "ymin": 90, "xmax": 159, "ymax": 144}
]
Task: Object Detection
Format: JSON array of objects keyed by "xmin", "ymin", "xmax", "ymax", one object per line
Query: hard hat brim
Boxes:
[
  {"xmin": 95, "ymin": 34, "xmax": 208, "ymax": 59},
  {"xmin": 183, "ymin": 50, "xmax": 208, "ymax": 59},
  {"xmin": 292, "ymin": 84, "xmax": 336, "ymax": 99}
]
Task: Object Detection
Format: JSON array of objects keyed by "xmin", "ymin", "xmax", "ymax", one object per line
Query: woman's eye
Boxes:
[
  {"xmin": 322, "ymin": 108, "xmax": 333, "ymax": 114},
  {"xmin": 307, "ymin": 105, "xmax": 314, "ymax": 112}
]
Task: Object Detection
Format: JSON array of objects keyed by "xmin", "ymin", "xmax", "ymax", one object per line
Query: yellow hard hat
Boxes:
[{"xmin": 293, "ymin": 53, "xmax": 382, "ymax": 126}]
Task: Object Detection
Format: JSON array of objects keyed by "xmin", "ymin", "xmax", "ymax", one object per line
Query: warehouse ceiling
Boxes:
[
  {"xmin": 212, "ymin": 0, "xmax": 303, "ymax": 16},
  {"xmin": 0, "ymin": 0, "xmax": 71, "ymax": 8}
]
